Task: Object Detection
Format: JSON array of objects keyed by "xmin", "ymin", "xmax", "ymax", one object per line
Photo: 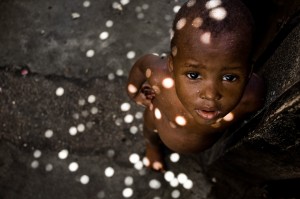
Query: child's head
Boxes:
[{"xmin": 169, "ymin": 0, "xmax": 255, "ymax": 125}]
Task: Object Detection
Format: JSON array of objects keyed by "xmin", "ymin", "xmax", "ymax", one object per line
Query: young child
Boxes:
[{"xmin": 127, "ymin": 0, "xmax": 264, "ymax": 171}]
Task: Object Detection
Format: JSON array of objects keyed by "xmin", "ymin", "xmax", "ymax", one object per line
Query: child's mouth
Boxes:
[{"xmin": 195, "ymin": 109, "xmax": 220, "ymax": 120}]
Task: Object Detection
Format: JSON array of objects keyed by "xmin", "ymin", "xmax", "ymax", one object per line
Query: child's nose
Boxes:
[{"xmin": 199, "ymin": 81, "xmax": 221, "ymax": 101}]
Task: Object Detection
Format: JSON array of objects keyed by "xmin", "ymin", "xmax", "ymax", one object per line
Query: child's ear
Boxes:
[{"xmin": 168, "ymin": 55, "xmax": 174, "ymax": 73}]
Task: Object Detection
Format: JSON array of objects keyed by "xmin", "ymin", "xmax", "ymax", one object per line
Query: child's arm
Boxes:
[{"xmin": 127, "ymin": 54, "xmax": 157, "ymax": 107}]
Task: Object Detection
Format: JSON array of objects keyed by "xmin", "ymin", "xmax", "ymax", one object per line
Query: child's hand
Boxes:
[{"xmin": 134, "ymin": 83, "xmax": 155, "ymax": 107}]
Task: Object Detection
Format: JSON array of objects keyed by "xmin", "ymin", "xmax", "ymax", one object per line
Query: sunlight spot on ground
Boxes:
[
  {"xmin": 124, "ymin": 176, "xmax": 134, "ymax": 186},
  {"xmin": 121, "ymin": 102, "xmax": 131, "ymax": 111},
  {"xmin": 78, "ymin": 98, "xmax": 86, "ymax": 106},
  {"xmin": 116, "ymin": 69, "xmax": 124, "ymax": 76},
  {"xmin": 134, "ymin": 161, "xmax": 144, "ymax": 170},
  {"xmin": 192, "ymin": 17, "xmax": 203, "ymax": 28},
  {"xmin": 170, "ymin": 153, "xmax": 180, "ymax": 162},
  {"xmin": 99, "ymin": 31, "xmax": 109, "ymax": 40},
  {"xmin": 124, "ymin": 114, "xmax": 134, "ymax": 123},
  {"xmin": 164, "ymin": 171, "xmax": 175, "ymax": 182},
  {"xmin": 142, "ymin": 157, "xmax": 150, "ymax": 166},
  {"xmin": 33, "ymin": 150, "xmax": 42, "ymax": 158},
  {"xmin": 69, "ymin": 126, "xmax": 77, "ymax": 136},
  {"xmin": 71, "ymin": 12, "xmax": 80, "ymax": 19},
  {"xmin": 108, "ymin": 73, "xmax": 115, "ymax": 80},
  {"xmin": 86, "ymin": 49, "xmax": 95, "ymax": 57},
  {"xmin": 200, "ymin": 32, "xmax": 211, "ymax": 44},
  {"xmin": 170, "ymin": 178, "xmax": 179, "ymax": 187},
  {"xmin": 91, "ymin": 107, "xmax": 98, "ymax": 114},
  {"xmin": 45, "ymin": 163, "xmax": 53, "ymax": 172},
  {"xmin": 175, "ymin": 116, "xmax": 187, "ymax": 126},
  {"xmin": 171, "ymin": 189, "xmax": 181, "ymax": 198},
  {"xmin": 120, "ymin": 0, "xmax": 130, "ymax": 6},
  {"xmin": 177, "ymin": 173, "xmax": 188, "ymax": 184},
  {"xmin": 176, "ymin": 18, "xmax": 187, "ymax": 30},
  {"xmin": 173, "ymin": 5, "xmax": 181, "ymax": 13},
  {"xmin": 149, "ymin": 179, "xmax": 161, "ymax": 189},
  {"xmin": 104, "ymin": 167, "xmax": 115, "ymax": 177},
  {"xmin": 69, "ymin": 162, "xmax": 79, "ymax": 172},
  {"xmin": 209, "ymin": 7, "xmax": 227, "ymax": 21},
  {"xmin": 80, "ymin": 175, "xmax": 89, "ymax": 184},
  {"xmin": 58, "ymin": 149, "xmax": 69, "ymax": 159},
  {"xmin": 154, "ymin": 108, "xmax": 162, "ymax": 119},
  {"xmin": 31, "ymin": 160, "xmax": 39, "ymax": 169},
  {"xmin": 183, "ymin": 179, "xmax": 194, "ymax": 189},
  {"xmin": 205, "ymin": 0, "xmax": 222, "ymax": 9},
  {"xmin": 45, "ymin": 129, "xmax": 54, "ymax": 138},
  {"xmin": 55, "ymin": 87, "xmax": 64, "ymax": 96},
  {"xmin": 105, "ymin": 20, "xmax": 114, "ymax": 28},
  {"xmin": 107, "ymin": 149, "xmax": 115, "ymax": 158},
  {"xmin": 130, "ymin": 126, "xmax": 138, "ymax": 134},
  {"xmin": 77, "ymin": 123, "xmax": 85, "ymax": 132},
  {"xmin": 112, "ymin": 2, "xmax": 123, "ymax": 11},
  {"xmin": 122, "ymin": 188, "xmax": 133, "ymax": 198},
  {"xmin": 129, "ymin": 153, "xmax": 140, "ymax": 164},
  {"xmin": 97, "ymin": 191, "xmax": 106, "ymax": 198},
  {"xmin": 83, "ymin": 1, "xmax": 91, "ymax": 7},
  {"xmin": 162, "ymin": 78, "xmax": 174, "ymax": 89},
  {"xmin": 128, "ymin": 84, "xmax": 138, "ymax": 93},
  {"xmin": 127, "ymin": 51, "xmax": 136, "ymax": 59},
  {"xmin": 223, "ymin": 112, "xmax": 234, "ymax": 121}
]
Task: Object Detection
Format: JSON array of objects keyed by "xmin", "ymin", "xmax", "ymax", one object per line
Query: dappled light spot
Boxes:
[
  {"xmin": 80, "ymin": 175, "xmax": 89, "ymax": 184},
  {"xmin": 83, "ymin": 1, "xmax": 91, "ymax": 7},
  {"xmin": 120, "ymin": 0, "xmax": 130, "ymax": 6},
  {"xmin": 170, "ymin": 29, "xmax": 174, "ymax": 40},
  {"xmin": 31, "ymin": 160, "xmax": 39, "ymax": 169},
  {"xmin": 58, "ymin": 149, "xmax": 69, "ymax": 159},
  {"xmin": 128, "ymin": 84, "xmax": 138, "ymax": 93},
  {"xmin": 55, "ymin": 87, "xmax": 64, "ymax": 96},
  {"xmin": 124, "ymin": 176, "xmax": 134, "ymax": 186},
  {"xmin": 169, "ymin": 121, "xmax": 177, "ymax": 128},
  {"xmin": 173, "ymin": 5, "xmax": 181, "ymax": 13},
  {"xmin": 105, "ymin": 20, "xmax": 114, "ymax": 28},
  {"xmin": 152, "ymin": 161, "xmax": 163, "ymax": 171},
  {"xmin": 200, "ymin": 32, "xmax": 211, "ymax": 44},
  {"xmin": 223, "ymin": 112, "xmax": 234, "ymax": 121},
  {"xmin": 91, "ymin": 107, "xmax": 98, "ymax": 114},
  {"xmin": 177, "ymin": 173, "xmax": 188, "ymax": 184},
  {"xmin": 99, "ymin": 31, "xmax": 109, "ymax": 40},
  {"xmin": 130, "ymin": 126, "xmax": 138, "ymax": 134},
  {"xmin": 149, "ymin": 179, "xmax": 161, "ymax": 189},
  {"xmin": 205, "ymin": 0, "xmax": 222, "ymax": 9},
  {"xmin": 192, "ymin": 17, "xmax": 203, "ymax": 28},
  {"xmin": 183, "ymin": 179, "xmax": 194, "ymax": 189},
  {"xmin": 171, "ymin": 46, "xmax": 177, "ymax": 57},
  {"xmin": 88, "ymin": 95, "xmax": 96, "ymax": 103},
  {"xmin": 145, "ymin": 68, "xmax": 152, "ymax": 78},
  {"xmin": 77, "ymin": 123, "xmax": 85, "ymax": 132},
  {"xmin": 154, "ymin": 108, "xmax": 162, "ymax": 120},
  {"xmin": 108, "ymin": 73, "xmax": 115, "ymax": 80},
  {"xmin": 104, "ymin": 167, "xmax": 115, "ymax": 177},
  {"xmin": 171, "ymin": 189, "xmax": 181, "ymax": 198},
  {"xmin": 120, "ymin": 102, "xmax": 131, "ymax": 111},
  {"xmin": 129, "ymin": 153, "xmax": 140, "ymax": 164},
  {"xmin": 209, "ymin": 7, "xmax": 227, "ymax": 21},
  {"xmin": 97, "ymin": 191, "xmax": 106, "ymax": 198},
  {"xmin": 107, "ymin": 149, "xmax": 115, "ymax": 158},
  {"xmin": 135, "ymin": 111, "xmax": 143, "ymax": 119},
  {"xmin": 142, "ymin": 157, "xmax": 150, "ymax": 166},
  {"xmin": 175, "ymin": 115, "xmax": 187, "ymax": 126},
  {"xmin": 69, "ymin": 126, "xmax": 77, "ymax": 135},
  {"xmin": 170, "ymin": 153, "xmax": 180, "ymax": 162},
  {"xmin": 164, "ymin": 171, "xmax": 175, "ymax": 182},
  {"xmin": 124, "ymin": 114, "xmax": 134, "ymax": 123},
  {"xmin": 33, "ymin": 150, "xmax": 42, "ymax": 158},
  {"xmin": 71, "ymin": 12, "xmax": 80, "ymax": 19},
  {"xmin": 152, "ymin": 85, "xmax": 160, "ymax": 94},
  {"xmin": 134, "ymin": 161, "xmax": 144, "ymax": 170},
  {"xmin": 116, "ymin": 69, "xmax": 124, "ymax": 76},
  {"xmin": 45, "ymin": 129, "xmax": 54, "ymax": 138},
  {"xmin": 86, "ymin": 49, "xmax": 95, "ymax": 57},
  {"xmin": 69, "ymin": 162, "xmax": 79, "ymax": 172},
  {"xmin": 187, "ymin": 0, "xmax": 196, "ymax": 7},
  {"xmin": 45, "ymin": 163, "xmax": 53, "ymax": 172},
  {"xmin": 170, "ymin": 178, "xmax": 179, "ymax": 187},
  {"xmin": 176, "ymin": 18, "xmax": 187, "ymax": 30},
  {"xmin": 162, "ymin": 78, "xmax": 174, "ymax": 89},
  {"xmin": 78, "ymin": 98, "xmax": 86, "ymax": 106},
  {"xmin": 127, "ymin": 51, "xmax": 136, "ymax": 59},
  {"xmin": 122, "ymin": 188, "xmax": 133, "ymax": 198}
]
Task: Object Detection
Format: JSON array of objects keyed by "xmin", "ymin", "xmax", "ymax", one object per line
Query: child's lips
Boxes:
[{"xmin": 195, "ymin": 109, "xmax": 220, "ymax": 120}]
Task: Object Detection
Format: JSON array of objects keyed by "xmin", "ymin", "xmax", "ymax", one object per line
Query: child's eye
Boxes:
[
  {"xmin": 186, "ymin": 72, "xmax": 201, "ymax": 80},
  {"xmin": 222, "ymin": 74, "xmax": 238, "ymax": 82}
]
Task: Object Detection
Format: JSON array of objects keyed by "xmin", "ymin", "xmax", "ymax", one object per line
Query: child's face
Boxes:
[{"xmin": 170, "ymin": 31, "xmax": 251, "ymax": 125}]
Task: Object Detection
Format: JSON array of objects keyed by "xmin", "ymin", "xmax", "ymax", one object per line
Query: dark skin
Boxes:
[{"xmin": 127, "ymin": 26, "xmax": 264, "ymax": 172}]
